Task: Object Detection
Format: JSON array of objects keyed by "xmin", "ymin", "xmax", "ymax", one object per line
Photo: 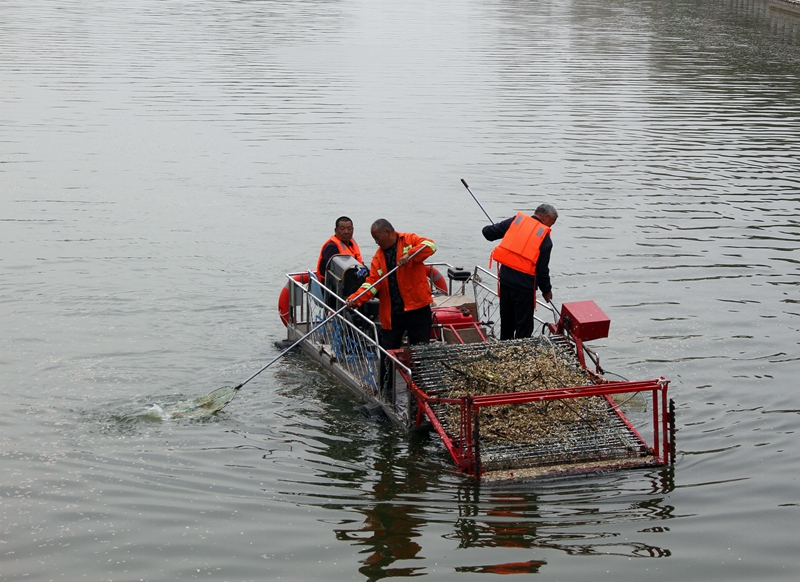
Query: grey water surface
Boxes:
[{"xmin": 2, "ymin": 0, "xmax": 799, "ymax": 580}]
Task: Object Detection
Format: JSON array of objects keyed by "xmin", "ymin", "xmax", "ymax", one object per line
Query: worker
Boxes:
[
  {"xmin": 482, "ymin": 204, "xmax": 558, "ymax": 340},
  {"xmin": 345, "ymin": 219, "xmax": 436, "ymax": 349},
  {"xmin": 316, "ymin": 216, "xmax": 363, "ymax": 285}
]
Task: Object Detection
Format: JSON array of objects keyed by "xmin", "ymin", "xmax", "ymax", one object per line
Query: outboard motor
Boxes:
[
  {"xmin": 326, "ymin": 255, "xmax": 380, "ymax": 327},
  {"xmin": 326, "ymin": 255, "xmax": 366, "ymax": 299}
]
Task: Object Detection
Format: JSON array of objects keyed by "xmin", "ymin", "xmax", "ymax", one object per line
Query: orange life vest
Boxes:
[
  {"xmin": 348, "ymin": 232, "xmax": 436, "ymax": 330},
  {"xmin": 316, "ymin": 236, "xmax": 363, "ymax": 280},
  {"xmin": 490, "ymin": 212, "xmax": 550, "ymax": 276}
]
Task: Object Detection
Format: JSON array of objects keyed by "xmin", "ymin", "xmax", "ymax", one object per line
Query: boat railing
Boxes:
[
  {"xmin": 472, "ymin": 266, "xmax": 560, "ymax": 334},
  {"xmin": 471, "ymin": 266, "xmax": 500, "ymax": 334},
  {"xmin": 284, "ymin": 272, "xmax": 415, "ymax": 425}
]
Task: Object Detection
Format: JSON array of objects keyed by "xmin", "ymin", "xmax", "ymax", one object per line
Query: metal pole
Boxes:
[
  {"xmin": 234, "ymin": 245, "xmax": 427, "ymax": 391},
  {"xmin": 460, "ymin": 178, "xmax": 495, "ymax": 224}
]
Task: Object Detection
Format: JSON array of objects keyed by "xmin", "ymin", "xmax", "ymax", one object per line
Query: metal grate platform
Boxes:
[
  {"xmin": 406, "ymin": 338, "xmax": 653, "ymax": 475},
  {"xmin": 475, "ymin": 400, "xmax": 649, "ymax": 471}
]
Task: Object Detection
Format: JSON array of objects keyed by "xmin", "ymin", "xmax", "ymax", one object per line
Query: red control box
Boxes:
[
  {"xmin": 431, "ymin": 307, "xmax": 473, "ymax": 329},
  {"xmin": 560, "ymin": 301, "xmax": 610, "ymax": 342},
  {"xmin": 431, "ymin": 306, "xmax": 474, "ymax": 341}
]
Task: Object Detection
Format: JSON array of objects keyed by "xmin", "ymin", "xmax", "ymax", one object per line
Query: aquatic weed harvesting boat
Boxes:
[{"xmin": 278, "ymin": 256, "xmax": 675, "ymax": 480}]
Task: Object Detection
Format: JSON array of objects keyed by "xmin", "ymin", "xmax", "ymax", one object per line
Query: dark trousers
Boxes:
[
  {"xmin": 378, "ymin": 305, "xmax": 432, "ymax": 398},
  {"xmin": 380, "ymin": 305, "xmax": 432, "ymax": 350},
  {"xmin": 499, "ymin": 282, "xmax": 535, "ymax": 340}
]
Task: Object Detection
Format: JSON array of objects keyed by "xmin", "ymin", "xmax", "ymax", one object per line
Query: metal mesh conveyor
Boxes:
[
  {"xmin": 406, "ymin": 338, "xmax": 654, "ymax": 475},
  {"xmin": 475, "ymin": 404, "xmax": 649, "ymax": 472},
  {"xmin": 408, "ymin": 336, "xmax": 584, "ymax": 397}
]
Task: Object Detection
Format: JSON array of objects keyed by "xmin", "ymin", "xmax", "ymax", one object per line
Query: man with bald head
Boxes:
[{"xmin": 346, "ymin": 219, "xmax": 436, "ymax": 349}]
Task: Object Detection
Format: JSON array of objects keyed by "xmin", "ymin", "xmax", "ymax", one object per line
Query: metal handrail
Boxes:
[{"xmin": 284, "ymin": 273, "xmax": 413, "ymax": 417}]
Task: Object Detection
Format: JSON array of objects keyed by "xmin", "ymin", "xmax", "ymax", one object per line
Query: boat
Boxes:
[{"xmin": 278, "ymin": 254, "xmax": 675, "ymax": 480}]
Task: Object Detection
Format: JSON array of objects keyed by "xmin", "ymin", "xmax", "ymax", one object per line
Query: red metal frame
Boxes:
[
  {"xmin": 401, "ymin": 370, "xmax": 672, "ymax": 478},
  {"xmin": 433, "ymin": 322, "xmax": 487, "ymax": 344},
  {"xmin": 430, "ymin": 306, "xmax": 486, "ymax": 344},
  {"xmin": 392, "ymin": 303, "xmax": 674, "ymax": 479}
]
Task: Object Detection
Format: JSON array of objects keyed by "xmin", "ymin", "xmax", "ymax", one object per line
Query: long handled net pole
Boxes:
[
  {"xmin": 233, "ymin": 245, "xmax": 426, "ymax": 391},
  {"xmin": 461, "ymin": 178, "xmax": 495, "ymax": 224}
]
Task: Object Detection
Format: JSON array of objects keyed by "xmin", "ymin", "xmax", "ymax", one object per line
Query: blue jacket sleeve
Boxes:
[
  {"xmin": 482, "ymin": 217, "xmax": 514, "ymax": 241},
  {"xmin": 535, "ymin": 235, "xmax": 552, "ymax": 294}
]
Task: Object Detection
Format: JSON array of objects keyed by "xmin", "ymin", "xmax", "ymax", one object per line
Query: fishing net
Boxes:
[{"xmin": 162, "ymin": 386, "xmax": 238, "ymax": 419}]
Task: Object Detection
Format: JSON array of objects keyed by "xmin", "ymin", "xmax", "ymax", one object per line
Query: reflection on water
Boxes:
[
  {"xmin": 296, "ymin": 360, "xmax": 679, "ymax": 577},
  {"xmin": 331, "ymin": 467, "xmax": 677, "ymax": 577},
  {"xmin": 451, "ymin": 472, "xmax": 675, "ymax": 555},
  {"xmin": 337, "ymin": 506, "xmax": 426, "ymax": 578}
]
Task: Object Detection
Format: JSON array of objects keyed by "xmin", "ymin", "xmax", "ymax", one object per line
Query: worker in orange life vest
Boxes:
[
  {"xmin": 482, "ymin": 204, "xmax": 558, "ymax": 340},
  {"xmin": 316, "ymin": 216, "xmax": 363, "ymax": 285},
  {"xmin": 345, "ymin": 219, "xmax": 436, "ymax": 349}
]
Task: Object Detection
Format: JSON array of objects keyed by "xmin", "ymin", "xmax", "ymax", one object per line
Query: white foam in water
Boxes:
[{"xmin": 146, "ymin": 403, "xmax": 167, "ymax": 419}]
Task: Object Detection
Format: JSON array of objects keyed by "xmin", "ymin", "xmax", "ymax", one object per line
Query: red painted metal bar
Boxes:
[
  {"xmin": 419, "ymin": 398, "xmax": 463, "ymax": 466},
  {"xmin": 652, "ymin": 387, "xmax": 660, "ymax": 461},
  {"xmin": 407, "ymin": 366, "xmax": 671, "ymax": 477},
  {"xmin": 604, "ymin": 393, "xmax": 649, "ymax": 452},
  {"xmin": 432, "ymin": 322, "xmax": 488, "ymax": 344},
  {"xmin": 573, "ymin": 336, "xmax": 587, "ymax": 369},
  {"xmin": 464, "ymin": 379, "xmax": 665, "ymax": 408}
]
